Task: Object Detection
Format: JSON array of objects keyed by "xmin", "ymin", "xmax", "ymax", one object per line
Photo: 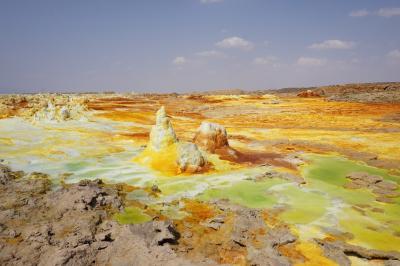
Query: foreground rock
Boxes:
[
  {"xmin": 0, "ymin": 165, "xmax": 208, "ymax": 266},
  {"xmin": 2, "ymin": 165, "xmax": 398, "ymax": 265},
  {"xmin": 175, "ymin": 199, "xmax": 300, "ymax": 266}
]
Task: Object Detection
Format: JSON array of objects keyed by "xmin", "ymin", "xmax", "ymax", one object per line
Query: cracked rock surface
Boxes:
[{"xmin": 0, "ymin": 165, "xmax": 204, "ymax": 266}]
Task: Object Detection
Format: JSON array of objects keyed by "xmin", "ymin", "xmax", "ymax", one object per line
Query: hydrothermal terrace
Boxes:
[{"xmin": 1, "ymin": 85, "xmax": 400, "ymax": 265}]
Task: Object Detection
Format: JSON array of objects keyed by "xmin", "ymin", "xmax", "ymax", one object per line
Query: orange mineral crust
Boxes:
[{"xmin": 88, "ymin": 94, "xmax": 400, "ymax": 169}]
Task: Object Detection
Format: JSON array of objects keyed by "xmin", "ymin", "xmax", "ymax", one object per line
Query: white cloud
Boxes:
[
  {"xmin": 296, "ymin": 57, "xmax": 326, "ymax": 67},
  {"xmin": 216, "ymin": 36, "xmax": 254, "ymax": 50},
  {"xmin": 253, "ymin": 56, "xmax": 278, "ymax": 65},
  {"xmin": 349, "ymin": 9, "xmax": 369, "ymax": 17},
  {"xmin": 350, "ymin": 7, "xmax": 400, "ymax": 18},
  {"xmin": 387, "ymin": 49, "xmax": 400, "ymax": 59},
  {"xmin": 196, "ymin": 50, "xmax": 225, "ymax": 58},
  {"xmin": 200, "ymin": 0, "xmax": 223, "ymax": 4},
  {"xmin": 172, "ymin": 56, "xmax": 187, "ymax": 65},
  {"xmin": 309, "ymin": 40, "xmax": 355, "ymax": 50},
  {"xmin": 377, "ymin": 7, "xmax": 400, "ymax": 17}
]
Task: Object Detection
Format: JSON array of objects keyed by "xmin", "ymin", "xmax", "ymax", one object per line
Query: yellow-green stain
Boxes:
[
  {"xmin": 302, "ymin": 154, "xmax": 399, "ymax": 186},
  {"xmin": 197, "ymin": 179, "xmax": 285, "ymax": 209},
  {"xmin": 278, "ymin": 186, "xmax": 329, "ymax": 224},
  {"xmin": 340, "ymin": 207, "xmax": 400, "ymax": 251},
  {"xmin": 300, "ymin": 154, "xmax": 400, "ymax": 251},
  {"xmin": 114, "ymin": 207, "xmax": 152, "ymax": 224},
  {"xmin": 159, "ymin": 180, "xmax": 200, "ymax": 196}
]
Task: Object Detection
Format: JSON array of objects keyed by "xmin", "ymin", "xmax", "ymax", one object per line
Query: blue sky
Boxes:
[{"xmin": 0, "ymin": 0, "xmax": 399, "ymax": 93}]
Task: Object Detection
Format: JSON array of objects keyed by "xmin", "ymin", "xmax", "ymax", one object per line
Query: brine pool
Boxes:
[{"xmin": 0, "ymin": 117, "xmax": 399, "ymax": 252}]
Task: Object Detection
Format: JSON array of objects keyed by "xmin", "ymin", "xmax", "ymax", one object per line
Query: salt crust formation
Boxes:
[
  {"xmin": 141, "ymin": 106, "xmax": 207, "ymax": 174},
  {"xmin": 0, "ymin": 94, "xmax": 88, "ymax": 122},
  {"xmin": 32, "ymin": 99, "xmax": 87, "ymax": 122},
  {"xmin": 149, "ymin": 106, "xmax": 178, "ymax": 151},
  {"xmin": 193, "ymin": 122, "xmax": 229, "ymax": 153}
]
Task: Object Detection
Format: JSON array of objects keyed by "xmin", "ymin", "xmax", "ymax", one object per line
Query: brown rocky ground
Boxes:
[{"xmin": 0, "ymin": 164, "xmax": 205, "ymax": 266}]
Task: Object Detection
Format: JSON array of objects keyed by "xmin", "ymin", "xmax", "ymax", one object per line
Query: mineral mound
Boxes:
[
  {"xmin": 194, "ymin": 122, "xmax": 229, "ymax": 153},
  {"xmin": 135, "ymin": 106, "xmax": 207, "ymax": 174}
]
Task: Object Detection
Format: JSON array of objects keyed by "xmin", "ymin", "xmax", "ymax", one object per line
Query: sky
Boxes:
[{"xmin": 0, "ymin": 0, "xmax": 400, "ymax": 93}]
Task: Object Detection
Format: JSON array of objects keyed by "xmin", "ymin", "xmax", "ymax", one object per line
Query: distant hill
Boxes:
[
  {"xmin": 271, "ymin": 82, "xmax": 400, "ymax": 103},
  {"xmin": 271, "ymin": 82, "xmax": 400, "ymax": 95}
]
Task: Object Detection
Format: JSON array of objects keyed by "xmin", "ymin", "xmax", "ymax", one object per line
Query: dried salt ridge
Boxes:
[
  {"xmin": 344, "ymin": 172, "xmax": 399, "ymax": 203},
  {"xmin": 137, "ymin": 106, "xmax": 207, "ymax": 174}
]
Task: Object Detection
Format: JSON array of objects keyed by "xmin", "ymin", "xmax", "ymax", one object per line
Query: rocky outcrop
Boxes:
[
  {"xmin": 315, "ymin": 238, "xmax": 400, "ymax": 266},
  {"xmin": 232, "ymin": 206, "xmax": 295, "ymax": 266},
  {"xmin": 176, "ymin": 199, "xmax": 299, "ymax": 266},
  {"xmin": 0, "ymin": 165, "xmax": 207, "ymax": 266},
  {"xmin": 0, "ymin": 164, "xmax": 12, "ymax": 185},
  {"xmin": 297, "ymin": 90, "xmax": 321, "ymax": 98},
  {"xmin": 194, "ymin": 122, "xmax": 229, "ymax": 153}
]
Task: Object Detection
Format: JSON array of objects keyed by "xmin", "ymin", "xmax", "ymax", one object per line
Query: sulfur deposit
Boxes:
[
  {"xmin": 135, "ymin": 106, "xmax": 207, "ymax": 174},
  {"xmin": 149, "ymin": 106, "xmax": 178, "ymax": 150},
  {"xmin": 0, "ymin": 94, "xmax": 89, "ymax": 122},
  {"xmin": 32, "ymin": 99, "xmax": 87, "ymax": 122},
  {"xmin": 193, "ymin": 122, "xmax": 241, "ymax": 161},
  {"xmin": 193, "ymin": 122, "xmax": 229, "ymax": 153},
  {"xmin": 177, "ymin": 143, "xmax": 206, "ymax": 173}
]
